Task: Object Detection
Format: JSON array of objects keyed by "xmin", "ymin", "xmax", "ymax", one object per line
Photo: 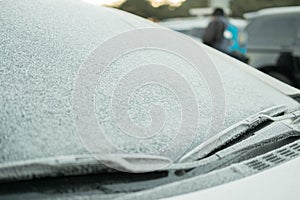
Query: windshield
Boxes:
[{"xmin": 1, "ymin": 0, "xmax": 299, "ymax": 167}]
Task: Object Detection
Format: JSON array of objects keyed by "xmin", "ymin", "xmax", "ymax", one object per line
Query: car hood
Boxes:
[{"xmin": 0, "ymin": 0, "xmax": 300, "ymax": 165}]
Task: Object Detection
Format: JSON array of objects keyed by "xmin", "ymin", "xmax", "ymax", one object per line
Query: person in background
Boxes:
[
  {"xmin": 203, "ymin": 8, "xmax": 249, "ymax": 63},
  {"xmin": 203, "ymin": 8, "xmax": 230, "ymax": 53}
]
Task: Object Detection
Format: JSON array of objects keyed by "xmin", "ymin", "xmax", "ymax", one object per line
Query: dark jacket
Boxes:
[{"xmin": 203, "ymin": 17, "xmax": 229, "ymax": 52}]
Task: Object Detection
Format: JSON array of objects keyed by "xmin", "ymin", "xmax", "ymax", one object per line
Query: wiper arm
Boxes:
[
  {"xmin": 179, "ymin": 105, "xmax": 289, "ymax": 162},
  {"xmin": 2, "ymin": 105, "xmax": 299, "ymax": 183},
  {"xmin": 0, "ymin": 154, "xmax": 171, "ymax": 183},
  {"xmin": 169, "ymin": 118, "xmax": 300, "ymax": 174},
  {"xmin": 260, "ymin": 110, "xmax": 300, "ymax": 124}
]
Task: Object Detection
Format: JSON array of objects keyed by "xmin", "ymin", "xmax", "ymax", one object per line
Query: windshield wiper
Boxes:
[
  {"xmin": 166, "ymin": 105, "xmax": 300, "ymax": 173},
  {"xmin": 2, "ymin": 105, "xmax": 299, "ymax": 183},
  {"xmin": 0, "ymin": 154, "xmax": 171, "ymax": 183},
  {"xmin": 179, "ymin": 105, "xmax": 299, "ymax": 163}
]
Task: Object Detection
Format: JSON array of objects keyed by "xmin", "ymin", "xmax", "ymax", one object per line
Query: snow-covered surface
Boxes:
[
  {"xmin": 0, "ymin": 0, "xmax": 299, "ymax": 165},
  {"xmin": 1, "ymin": 0, "xmax": 300, "ymax": 199}
]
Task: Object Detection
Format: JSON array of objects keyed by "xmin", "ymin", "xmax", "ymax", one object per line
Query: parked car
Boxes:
[
  {"xmin": 1, "ymin": 0, "xmax": 300, "ymax": 199},
  {"xmin": 159, "ymin": 17, "xmax": 248, "ymax": 55},
  {"xmin": 244, "ymin": 7, "xmax": 300, "ymax": 88}
]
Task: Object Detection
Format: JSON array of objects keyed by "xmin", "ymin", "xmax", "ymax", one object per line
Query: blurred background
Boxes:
[
  {"xmin": 84, "ymin": 0, "xmax": 300, "ymax": 88},
  {"xmin": 83, "ymin": 0, "xmax": 299, "ymax": 19}
]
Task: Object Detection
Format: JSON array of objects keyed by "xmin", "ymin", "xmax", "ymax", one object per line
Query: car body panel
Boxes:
[{"xmin": 164, "ymin": 153, "xmax": 300, "ymax": 200}]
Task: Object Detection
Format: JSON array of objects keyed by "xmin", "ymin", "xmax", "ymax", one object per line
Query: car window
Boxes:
[{"xmin": 246, "ymin": 14, "xmax": 299, "ymax": 47}]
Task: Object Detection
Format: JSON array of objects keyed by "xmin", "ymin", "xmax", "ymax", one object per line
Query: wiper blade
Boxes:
[
  {"xmin": 99, "ymin": 154, "xmax": 171, "ymax": 172},
  {"xmin": 0, "ymin": 154, "xmax": 171, "ymax": 183},
  {"xmin": 179, "ymin": 105, "xmax": 288, "ymax": 162},
  {"xmin": 169, "ymin": 119, "xmax": 300, "ymax": 173}
]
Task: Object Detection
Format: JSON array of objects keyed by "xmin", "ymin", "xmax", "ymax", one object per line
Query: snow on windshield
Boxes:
[{"xmin": 0, "ymin": 0, "xmax": 299, "ymax": 169}]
